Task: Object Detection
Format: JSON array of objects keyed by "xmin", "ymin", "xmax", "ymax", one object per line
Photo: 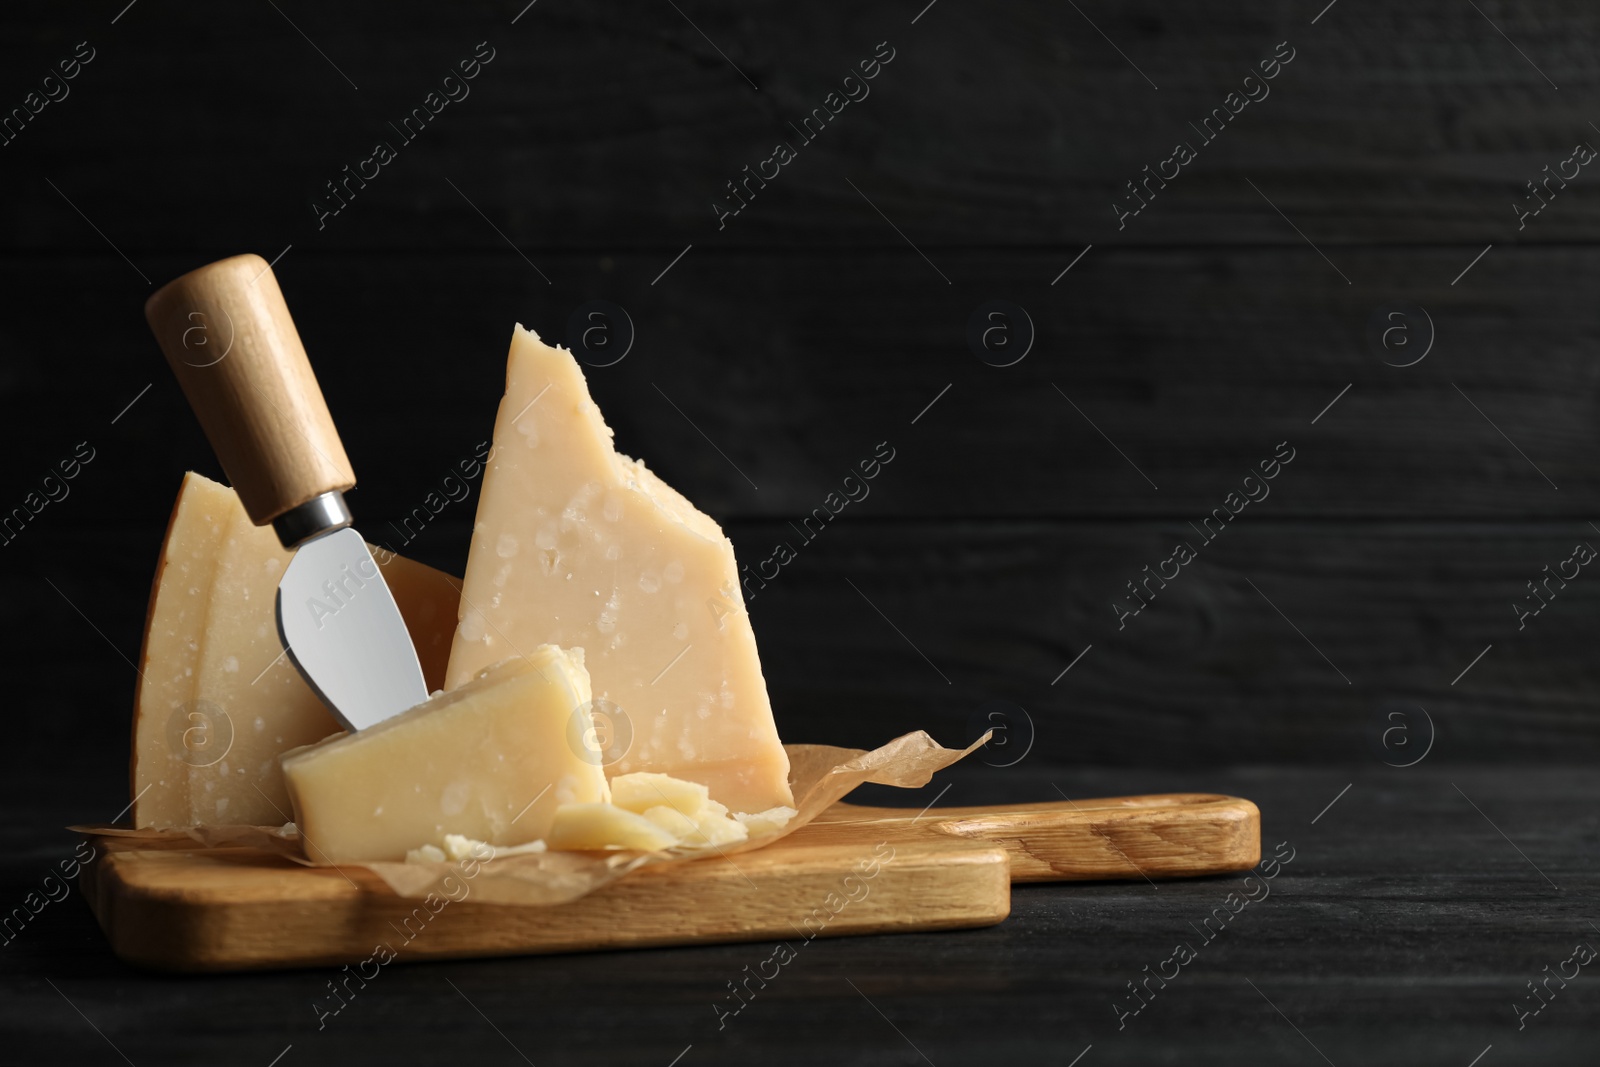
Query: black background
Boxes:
[{"xmin": 2, "ymin": 2, "xmax": 1597, "ymax": 1064}]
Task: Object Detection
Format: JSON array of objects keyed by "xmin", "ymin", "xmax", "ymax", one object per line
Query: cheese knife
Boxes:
[{"xmin": 145, "ymin": 254, "xmax": 428, "ymax": 732}]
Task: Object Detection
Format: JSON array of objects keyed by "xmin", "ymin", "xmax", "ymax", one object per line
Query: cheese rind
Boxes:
[
  {"xmin": 131, "ymin": 472, "xmax": 458, "ymax": 829},
  {"xmin": 281, "ymin": 648, "xmax": 608, "ymax": 864},
  {"xmin": 445, "ymin": 327, "xmax": 793, "ymax": 813}
]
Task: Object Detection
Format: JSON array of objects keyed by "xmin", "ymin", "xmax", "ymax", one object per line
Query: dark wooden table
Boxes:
[
  {"xmin": 4, "ymin": 0, "xmax": 1600, "ymax": 1062},
  {"xmin": 3, "ymin": 761, "xmax": 1595, "ymax": 1065}
]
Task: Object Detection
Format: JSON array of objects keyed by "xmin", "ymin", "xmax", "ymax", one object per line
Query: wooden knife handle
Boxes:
[{"xmin": 145, "ymin": 254, "xmax": 355, "ymax": 526}]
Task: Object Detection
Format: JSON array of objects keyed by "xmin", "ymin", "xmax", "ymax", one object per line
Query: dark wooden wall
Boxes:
[{"xmin": 4, "ymin": 0, "xmax": 1600, "ymax": 793}]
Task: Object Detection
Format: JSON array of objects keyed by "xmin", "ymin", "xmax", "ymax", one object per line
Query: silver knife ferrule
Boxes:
[{"xmin": 272, "ymin": 490, "xmax": 353, "ymax": 549}]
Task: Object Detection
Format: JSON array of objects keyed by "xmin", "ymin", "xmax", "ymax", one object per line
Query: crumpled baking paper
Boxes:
[{"xmin": 72, "ymin": 730, "xmax": 985, "ymax": 906}]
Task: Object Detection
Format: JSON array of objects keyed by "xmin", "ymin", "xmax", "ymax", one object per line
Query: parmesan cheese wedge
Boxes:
[
  {"xmin": 282, "ymin": 648, "xmax": 608, "ymax": 864},
  {"xmin": 445, "ymin": 326, "xmax": 793, "ymax": 813},
  {"xmin": 132, "ymin": 472, "xmax": 459, "ymax": 829}
]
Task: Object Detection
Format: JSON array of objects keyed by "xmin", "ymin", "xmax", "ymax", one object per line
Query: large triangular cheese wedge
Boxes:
[
  {"xmin": 132, "ymin": 472, "xmax": 459, "ymax": 828},
  {"xmin": 445, "ymin": 327, "xmax": 793, "ymax": 813}
]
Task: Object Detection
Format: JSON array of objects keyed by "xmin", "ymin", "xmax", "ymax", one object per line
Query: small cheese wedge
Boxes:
[
  {"xmin": 281, "ymin": 647, "xmax": 607, "ymax": 864},
  {"xmin": 610, "ymin": 771, "xmax": 710, "ymax": 818},
  {"xmin": 131, "ymin": 472, "xmax": 458, "ymax": 829},
  {"xmin": 547, "ymin": 803, "xmax": 680, "ymax": 851},
  {"xmin": 445, "ymin": 326, "xmax": 793, "ymax": 813}
]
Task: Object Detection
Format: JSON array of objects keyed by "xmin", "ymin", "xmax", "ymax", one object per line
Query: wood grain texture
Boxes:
[
  {"xmin": 5, "ymin": 248, "xmax": 1600, "ymax": 526},
  {"xmin": 813, "ymin": 794, "xmax": 1260, "ymax": 882},
  {"xmin": 82, "ymin": 839, "xmax": 1008, "ymax": 973},
  {"xmin": 6, "ymin": 764, "xmax": 1594, "ymax": 1064},
  {"xmin": 77, "ymin": 793, "xmax": 1256, "ymax": 971},
  {"xmin": 742, "ymin": 517, "xmax": 1600, "ymax": 763},
  {"xmin": 10, "ymin": 518, "xmax": 1600, "ymax": 768},
  {"xmin": 3, "ymin": 2, "xmax": 1599, "ymax": 250},
  {"xmin": 0, "ymin": 0, "xmax": 1593, "ymax": 1060},
  {"xmin": 144, "ymin": 255, "xmax": 356, "ymax": 525},
  {"xmin": 82, "ymin": 831, "xmax": 1002, "ymax": 974}
]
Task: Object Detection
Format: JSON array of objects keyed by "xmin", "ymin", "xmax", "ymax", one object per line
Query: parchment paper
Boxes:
[{"xmin": 72, "ymin": 730, "xmax": 985, "ymax": 906}]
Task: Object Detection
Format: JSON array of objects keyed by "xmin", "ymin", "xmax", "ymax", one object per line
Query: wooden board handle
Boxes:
[
  {"xmin": 823, "ymin": 793, "xmax": 1261, "ymax": 882},
  {"xmin": 145, "ymin": 254, "xmax": 355, "ymax": 526}
]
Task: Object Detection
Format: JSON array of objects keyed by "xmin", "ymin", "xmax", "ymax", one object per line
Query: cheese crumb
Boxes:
[
  {"xmin": 734, "ymin": 806, "xmax": 798, "ymax": 837},
  {"xmin": 403, "ymin": 836, "xmax": 549, "ymax": 864},
  {"xmin": 406, "ymin": 844, "xmax": 447, "ymax": 864}
]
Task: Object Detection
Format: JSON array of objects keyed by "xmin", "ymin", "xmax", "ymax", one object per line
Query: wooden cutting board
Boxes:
[{"xmin": 81, "ymin": 792, "xmax": 1258, "ymax": 972}]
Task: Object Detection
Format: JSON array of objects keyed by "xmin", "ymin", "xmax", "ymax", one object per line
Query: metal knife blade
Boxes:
[{"xmin": 277, "ymin": 527, "xmax": 429, "ymax": 733}]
